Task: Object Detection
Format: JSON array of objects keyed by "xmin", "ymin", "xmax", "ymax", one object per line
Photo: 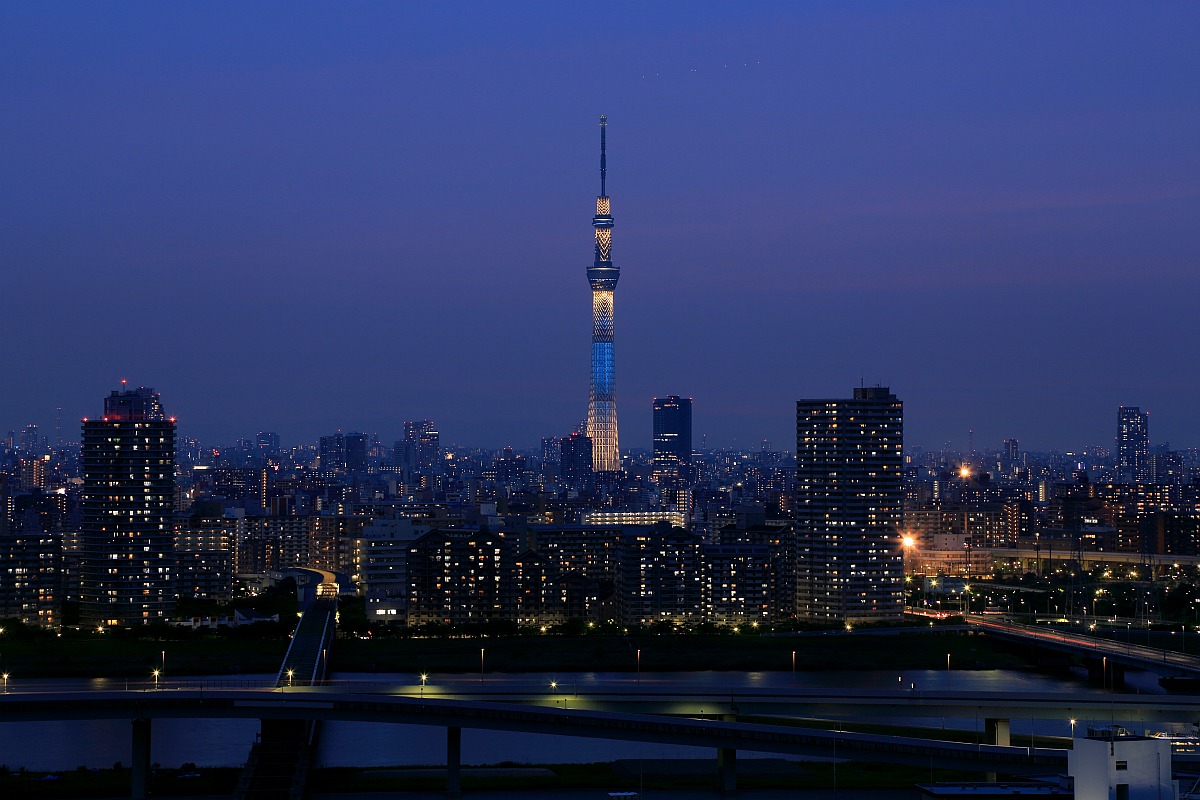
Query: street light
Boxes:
[
  {"xmin": 480, "ymin": 648, "xmax": 485, "ymax": 685},
  {"xmin": 287, "ymin": 669, "xmax": 295, "ymax": 688},
  {"xmin": 1070, "ymin": 718, "xmax": 1076, "ymax": 738},
  {"xmin": 637, "ymin": 649, "xmax": 641, "ymax": 685},
  {"xmin": 152, "ymin": 669, "xmax": 160, "ymax": 690},
  {"xmin": 2, "ymin": 673, "xmax": 7, "ymax": 694}
]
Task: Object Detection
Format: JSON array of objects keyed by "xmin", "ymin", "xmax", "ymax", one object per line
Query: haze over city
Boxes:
[{"xmin": 3, "ymin": 1, "xmax": 1198, "ymax": 451}]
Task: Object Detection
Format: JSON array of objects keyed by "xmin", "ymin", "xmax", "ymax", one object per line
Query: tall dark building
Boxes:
[
  {"xmin": 80, "ymin": 386, "xmax": 177, "ymax": 626},
  {"xmin": 560, "ymin": 431, "xmax": 594, "ymax": 490},
  {"xmin": 652, "ymin": 396, "xmax": 692, "ymax": 485},
  {"xmin": 795, "ymin": 386, "xmax": 903, "ymax": 623},
  {"xmin": 319, "ymin": 433, "xmax": 346, "ymax": 473},
  {"xmin": 345, "ymin": 432, "xmax": 369, "ymax": 473},
  {"xmin": 1116, "ymin": 406, "xmax": 1149, "ymax": 482}
]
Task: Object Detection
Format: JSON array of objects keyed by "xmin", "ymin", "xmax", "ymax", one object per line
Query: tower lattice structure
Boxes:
[{"xmin": 587, "ymin": 115, "xmax": 621, "ymax": 472}]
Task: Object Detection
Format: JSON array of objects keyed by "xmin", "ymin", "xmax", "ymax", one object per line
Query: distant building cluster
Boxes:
[{"xmin": 3, "ymin": 382, "xmax": 1200, "ymax": 629}]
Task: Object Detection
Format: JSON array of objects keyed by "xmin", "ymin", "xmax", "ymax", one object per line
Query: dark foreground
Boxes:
[{"xmin": 0, "ymin": 759, "xmax": 976, "ymax": 798}]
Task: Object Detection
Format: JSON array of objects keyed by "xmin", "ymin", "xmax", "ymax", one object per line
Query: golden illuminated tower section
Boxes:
[{"xmin": 587, "ymin": 115, "xmax": 620, "ymax": 472}]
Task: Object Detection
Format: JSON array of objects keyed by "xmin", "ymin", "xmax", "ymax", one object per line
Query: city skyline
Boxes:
[
  {"xmin": 2, "ymin": 3, "xmax": 1198, "ymax": 451},
  {"xmin": 1, "ymin": 386, "xmax": 1194, "ymax": 458}
]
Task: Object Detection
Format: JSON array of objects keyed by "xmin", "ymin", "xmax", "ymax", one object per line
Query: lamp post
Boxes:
[
  {"xmin": 791, "ymin": 650, "xmax": 796, "ymax": 676},
  {"xmin": 480, "ymin": 648, "xmax": 485, "ymax": 685},
  {"xmin": 2, "ymin": 673, "xmax": 7, "ymax": 694},
  {"xmin": 636, "ymin": 649, "xmax": 641, "ymax": 685},
  {"xmin": 902, "ymin": 534, "xmax": 914, "ymax": 578},
  {"xmin": 152, "ymin": 669, "xmax": 160, "ymax": 690},
  {"xmin": 1070, "ymin": 718, "xmax": 1076, "ymax": 739},
  {"xmin": 287, "ymin": 669, "xmax": 295, "ymax": 688}
]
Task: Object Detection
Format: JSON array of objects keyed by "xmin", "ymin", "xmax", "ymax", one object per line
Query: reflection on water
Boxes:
[{"xmin": 0, "ymin": 668, "xmax": 1169, "ymax": 770}]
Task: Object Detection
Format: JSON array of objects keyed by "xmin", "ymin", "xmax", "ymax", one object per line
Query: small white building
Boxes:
[{"xmin": 1069, "ymin": 727, "xmax": 1177, "ymax": 800}]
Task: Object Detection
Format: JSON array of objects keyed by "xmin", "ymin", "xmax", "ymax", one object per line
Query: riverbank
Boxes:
[{"xmin": 0, "ymin": 629, "xmax": 1029, "ymax": 679}]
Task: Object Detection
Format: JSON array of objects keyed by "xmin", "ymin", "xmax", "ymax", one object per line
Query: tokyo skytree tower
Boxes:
[{"xmin": 586, "ymin": 115, "xmax": 621, "ymax": 472}]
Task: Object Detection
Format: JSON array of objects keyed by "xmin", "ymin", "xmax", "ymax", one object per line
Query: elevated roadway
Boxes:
[{"xmin": 967, "ymin": 615, "xmax": 1200, "ymax": 680}]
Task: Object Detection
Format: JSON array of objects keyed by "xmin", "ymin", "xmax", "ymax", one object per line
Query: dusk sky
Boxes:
[{"xmin": 2, "ymin": 2, "xmax": 1198, "ymax": 453}]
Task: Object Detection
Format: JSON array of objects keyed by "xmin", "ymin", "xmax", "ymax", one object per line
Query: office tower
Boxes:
[
  {"xmin": 652, "ymin": 396, "xmax": 693, "ymax": 485},
  {"xmin": 586, "ymin": 115, "xmax": 621, "ymax": 473},
  {"xmin": 795, "ymin": 386, "xmax": 904, "ymax": 623},
  {"xmin": 1117, "ymin": 406, "xmax": 1149, "ymax": 482},
  {"xmin": 345, "ymin": 432, "xmax": 368, "ymax": 473},
  {"xmin": 80, "ymin": 386, "xmax": 177, "ymax": 626}
]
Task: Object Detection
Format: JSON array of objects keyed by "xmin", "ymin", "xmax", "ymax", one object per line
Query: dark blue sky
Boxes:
[{"xmin": 2, "ymin": 2, "xmax": 1198, "ymax": 452}]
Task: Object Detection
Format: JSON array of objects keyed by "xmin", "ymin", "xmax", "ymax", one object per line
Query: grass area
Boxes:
[
  {"xmin": 332, "ymin": 630, "xmax": 1028, "ymax": 675},
  {"xmin": 0, "ymin": 629, "xmax": 1028, "ymax": 680},
  {"xmin": 0, "ymin": 637, "xmax": 287, "ymax": 680}
]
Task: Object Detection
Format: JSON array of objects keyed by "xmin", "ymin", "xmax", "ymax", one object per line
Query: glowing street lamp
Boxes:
[
  {"xmin": 2, "ymin": 673, "xmax": 7, "ymax": 694},
  {"xmin": 1070, "ymin": 718, "xmax": 1076, "ymax": 738},
  {"xmin": 152, "ymin": 669, "xmax": 160, "ymax": 690},
  {"xmin": 287, "ymin": 669, "xmax": 295, "ymax": 688}
]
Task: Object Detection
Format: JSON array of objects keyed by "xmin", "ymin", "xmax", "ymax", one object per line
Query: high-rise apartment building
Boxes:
[
  {"xmin": 586, "ymin": 116, "xmax": 621, "ymax": 473},
  {"xmin": 652, "ymin": 396, "xmax": 692, "ymax": 485},
  {"xmin": 795, "ymin": 386, "xmax": 904, "ymax": 623},
  {"xmin": 80, "ymin": 386, "xmax": 177, "ymax": 626},
  {"xmin": 1117, "ymin": 406, "xmax": 1149, "ymax": 482},
  {"xmin": 403, "ymin": 420, "xmax": 441, "ymax": 475}
]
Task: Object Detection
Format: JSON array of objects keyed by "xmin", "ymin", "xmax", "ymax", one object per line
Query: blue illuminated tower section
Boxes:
[{"xmin": 587, "ymin": 115, "xmax": 621, "ymax": 472}]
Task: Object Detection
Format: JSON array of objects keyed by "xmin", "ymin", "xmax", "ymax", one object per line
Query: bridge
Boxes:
[
  {"xmin": 967, "ymin": 615, "xmax": 1200, "ymax": 685},
  {"xmin": 232, "ymin": 578, "xmax": 339, "ymax": 800},
  {"xmin": 13, "ymin": 675, "xmax": 1200, "ymax": 796},
  {"xmin": 0, "ymin": 687, "xmax": 1070, "ymax": 794}
]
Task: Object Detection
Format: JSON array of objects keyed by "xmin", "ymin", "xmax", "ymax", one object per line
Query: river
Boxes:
[{"xmin": 0, "ymin": 667, "xmax": 1171, "ymax": 771}]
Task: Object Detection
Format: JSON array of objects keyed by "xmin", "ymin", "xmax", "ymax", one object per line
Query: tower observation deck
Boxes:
[{"xmin": 587, "ymin": 115, "xmax": 620, "ymax": 473}]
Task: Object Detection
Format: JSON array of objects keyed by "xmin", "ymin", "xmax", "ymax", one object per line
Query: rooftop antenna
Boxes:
[{"xmin": 599, "ymin": 115, "xmax": 607, "ymax": 196}]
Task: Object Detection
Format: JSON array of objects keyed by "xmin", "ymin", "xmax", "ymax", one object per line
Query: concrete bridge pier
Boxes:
[
  {"xmin": 446, "ymin": 726, "xmax": 462, "ymax": 799},
  {"xmin": 717, "ymin": 746, "xmax": 737, "ymax": 795},
  {"xmin": 130, "ymin": 718, "xmax": 151, "ymax": 799},
  {"xmin": 983, "ymin": 718, "xmax": 1010, "ymax": 782},
  {"xmin": 984, "ymin": 718, "xmax": 1011, "ymax": 747}
]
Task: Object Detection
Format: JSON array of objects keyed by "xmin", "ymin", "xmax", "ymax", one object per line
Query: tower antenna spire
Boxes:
[{"xmin": 599, "ymin": 115, "xmax": 607, "ymax": 196}]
